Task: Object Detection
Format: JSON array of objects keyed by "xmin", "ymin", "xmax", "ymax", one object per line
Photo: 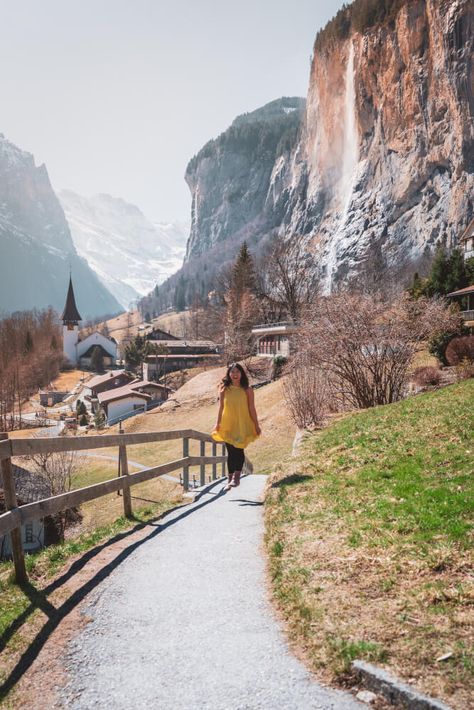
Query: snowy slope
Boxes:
[{"xmin": 59, "ymin": 190, "xmax": 188, "ymax": 308}]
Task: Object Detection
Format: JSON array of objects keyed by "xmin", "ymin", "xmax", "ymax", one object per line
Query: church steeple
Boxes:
[{"xmin": 61, "ymin": 276, "xmax": 82, "ymax": 325}]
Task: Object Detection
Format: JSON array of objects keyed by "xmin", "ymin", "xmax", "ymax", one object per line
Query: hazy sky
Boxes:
[{"xmin": 1, "ymin": 1, "xmax": 345, "ymax": 222}]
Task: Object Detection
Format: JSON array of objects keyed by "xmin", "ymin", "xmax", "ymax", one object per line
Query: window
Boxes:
[{"xmin": 25, "ymin": 523, "xmax": 34, "ymax": 543}]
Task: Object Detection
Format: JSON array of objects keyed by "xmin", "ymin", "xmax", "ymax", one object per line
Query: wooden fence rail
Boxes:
[{"xmin": 0, "ymin": 429, "xmax": 244, "ymax": 585}]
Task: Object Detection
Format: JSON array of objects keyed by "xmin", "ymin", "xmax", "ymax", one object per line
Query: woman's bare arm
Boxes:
[
  {"xmin": 215, "ymin": 386, "xmax": 225, "ymax": 430},
  {"xmin": 246, "ymin": 387, "xmax": 261, "ymax": 435}
]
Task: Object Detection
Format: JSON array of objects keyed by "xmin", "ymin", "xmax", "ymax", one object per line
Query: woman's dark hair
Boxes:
[{"xmin": 222, "ymin": 362, "xmax": 249, "ymax": 389}]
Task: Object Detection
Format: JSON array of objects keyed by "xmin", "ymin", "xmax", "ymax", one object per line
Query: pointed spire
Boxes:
[{"xmin": 61, "ymin": 276, "xmax": 82, "ymax": 324}]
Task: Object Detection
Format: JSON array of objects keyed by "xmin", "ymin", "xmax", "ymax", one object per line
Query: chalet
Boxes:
[
  {"xmin": 98, "ymin": 385, "xmax": 151, "ymax": 424},
  {"xmin": 84, "ymin": 369, "xmax": 134, "ymax": 399},
  {"xmin": 145, "ymin": 327, "xmax": 180, "ymax": 341},
  {"xmin": 447, "ymin": 285, "xmax": 474, "ymax": 327},
  {"xmin": 62, "ymin": 277, "xmax": 118, "ymax": 367},
  {"xmin": 143, "ymin": 339, "xmax": 220, "ymax": 378},
  {"xmin": 128, "ymin": 379, "xmax": 171, "ymax": 402},
  {"xmin": 251, "ymin": 321, "xmax": 298, "ymax": 357},
  {"xmin": 0, "ymin": 465, "xmax": 54, "ymax": 559},
  {"xmin": 459, "ymin": 217, "xmax": 474, "ymax": 260}
]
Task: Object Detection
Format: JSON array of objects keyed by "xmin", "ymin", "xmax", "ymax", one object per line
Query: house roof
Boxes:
[
  {"xmin": 0, "ymin": 464, "xmax": 52, "ymax": 512},
  {"xmin": 61, "ymin": 277, "xmax": 82, "ymax": 323},
  {"xmin": 459, "ymin": 217, "xmax": 474, "ymax": 243},
  {"xmin": 144, "ymin": 353, "xmax": 220, "ymax": 362},
  {"xmin": 147, "ymin": 339, "xmax": 218, "ymax": 348},
  {"xmin": 86, "ymin": 370, "xmax": 128, "ymax": 389},
  {"xmin": 79, "ymin": 344, "xmax": 116, "ymax": 359},
  {"xmin": 146, "ymin": 327, "xmax": 180, "ymax": 340},
  {"xmin": 447, "ymin": 284, "xmax": 474, "ymax": 297},
  {"xmin": 128, "ymin": 379, "xmax": 171, "ymax": 391},
  {"xmin": 98, "ymin": 384, "xmax": 151, "ymax": 404}
]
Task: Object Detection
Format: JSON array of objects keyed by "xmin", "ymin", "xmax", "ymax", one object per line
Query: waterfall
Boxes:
[{"xmin": 323, "ymin": 42, "xmax": 359, "ymax": 292}]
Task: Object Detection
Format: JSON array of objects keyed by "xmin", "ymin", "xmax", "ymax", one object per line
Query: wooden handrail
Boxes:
[
  {"xmin": 3, "ymin": 429, "xmax": 217, "ymax": 459},
  {"xmin": 0, "ymin": 428, "xmax": 243, "ymax": 583}
]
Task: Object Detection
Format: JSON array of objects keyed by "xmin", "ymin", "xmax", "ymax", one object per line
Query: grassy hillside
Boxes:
[{"xmin": 265, "ymin": 379, "xmax": 474, "ymax": 709}]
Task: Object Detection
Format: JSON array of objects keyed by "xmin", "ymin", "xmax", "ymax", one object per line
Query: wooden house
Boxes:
[
  {"xmin": 459, "ymin": 217, "xmax": 474, "ymax": 261},
  {"xmin": 84, "ymin": 369, "xmax": 133, "ymax": 399},
  {"xmin": 447, "ymin": 285, "xmax": 474, "ymax": 327},
  {"xmin": 0, "ymin": 465, "xmax": 53, "ymax": 559},
  {"xmin": 251, "ymin": 321, "xmax": 297, "ymax": 357}
]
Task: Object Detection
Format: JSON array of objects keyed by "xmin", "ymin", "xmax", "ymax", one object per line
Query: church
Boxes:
[{"xmin": 62, "ymin": 277, "xmax": 118, "ymax": 368}]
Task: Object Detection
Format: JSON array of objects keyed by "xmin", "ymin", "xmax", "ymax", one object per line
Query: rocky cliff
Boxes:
[
  {"xmin": 177, "ymin": 0, "xmax": 473, "ymax": 298},
  {"xmin": 276, "ymin": 0, "xmax": 474, "ymax": 289},
  {"xmin": 185, "ymin": 97, "xmax": 305, "ymax": 260},
  {"xmin": 0, "ymin": 135, "xmax": 122, "ymax": 318}
]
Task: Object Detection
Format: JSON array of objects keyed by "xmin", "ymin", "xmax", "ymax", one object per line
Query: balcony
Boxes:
[
  {"xmin": 251, "ymin": 321, "xmax": 297, "ymax": 335},
  {"xmin": 461, "ymin": 310, "xmax": 474, "ymax": 322}
]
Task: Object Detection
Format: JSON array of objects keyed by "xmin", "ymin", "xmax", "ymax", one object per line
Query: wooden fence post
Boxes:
[
  {"xmin": 119, "ymin": 435, "xmax": 132, "ymax": 518},
  {"xmin": 182, "ymin": 437, "xmax": 189, "ymax": 491},
  {"xmin": 221, "ymin": 444, "xmax": 226, "ymax": 478},
  {"xmin": 200, "ymin": 440, "xmax": 206, "ymax": 486},
  {"xmin": 0, "ymin": 433, "xmax": 27, "ymax": 584},
  {"xmin": 212, "ymin": 442, "xmax": 217, "ymax": 480}
]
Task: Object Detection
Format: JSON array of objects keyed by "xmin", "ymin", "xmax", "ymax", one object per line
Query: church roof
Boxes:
[{"xmin": 61, "ymin": 277, "xmax": 82, "ymax": 324}]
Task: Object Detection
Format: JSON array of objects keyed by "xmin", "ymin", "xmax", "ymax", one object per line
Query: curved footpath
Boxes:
[{"xmin": 60, "ymin": 475, "xmax": 363, "ymax": 709}]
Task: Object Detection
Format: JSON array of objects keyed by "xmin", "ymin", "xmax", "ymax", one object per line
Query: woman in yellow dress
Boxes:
[{"xmin": 212, "ymin": 362, "xmax": 261, "ymax": 489}]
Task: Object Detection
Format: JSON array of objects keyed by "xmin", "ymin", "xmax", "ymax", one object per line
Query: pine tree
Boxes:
[
  {"xmin": 225, "ymin": 242, "xmax": 260, "ymax": 359},
  {"xmin": 90, "ymin": 346, "xmax": 105, "ymax": 373}
]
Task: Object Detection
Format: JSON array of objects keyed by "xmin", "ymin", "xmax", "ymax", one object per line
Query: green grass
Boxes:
[
  {"xmin": 265, "ymin": 379, "xmax": 474, "ymax": 708},
  {"xmin": 0, "ymin": 499, "xmax": 183, "ymax": 701}
]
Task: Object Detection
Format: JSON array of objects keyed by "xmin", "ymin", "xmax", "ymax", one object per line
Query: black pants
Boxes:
[{"xmin": 225, "ymin": 443, "xmax": 245, "ymax": 475}]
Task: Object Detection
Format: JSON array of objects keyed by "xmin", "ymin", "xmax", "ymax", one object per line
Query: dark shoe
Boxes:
[{"xmin": 230, "ymin": 471, "xmax": 241, "ymax": 487}]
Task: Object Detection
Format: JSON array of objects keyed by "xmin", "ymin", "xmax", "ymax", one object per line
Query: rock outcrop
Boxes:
[
  {"xmin": 0, "ymin": 134, "xmax": 122, "ymax": 318},
  {"xmin": 278, "ymin": 0, "xmax": 474, "ymax": 289},
  {"xmin": 175, "ymin": 0, "xmax": 473, "ymax": 300},
  {"xmin": 185, "ymin": 97, "xmax": 305, "ymax": 260}
]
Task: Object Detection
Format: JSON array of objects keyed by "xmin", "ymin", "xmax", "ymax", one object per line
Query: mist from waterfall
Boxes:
[{"xmin": 323, "ymin": 42, "xmax": 359, "ymax": 292}]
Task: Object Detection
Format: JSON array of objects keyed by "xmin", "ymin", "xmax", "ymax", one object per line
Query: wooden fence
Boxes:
[{"xmin": 0, "ymin": 429, "xmax": 247, "ymax": 584}]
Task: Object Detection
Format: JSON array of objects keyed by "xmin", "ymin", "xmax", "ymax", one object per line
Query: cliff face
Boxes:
[
  {"xmin": 0, "ymin": 135, "xmax": 122, "ymax": 318},
  {"xmin": 185, "ymin": 97, "xmax": 305, "ymax": 260},
  {"xmin": 276, "ymin": 0, "xmax": 474, "ymax": 288},
  {"xmin": 182, "ymin": 0, "xmax": 473, "ymax": 295}
]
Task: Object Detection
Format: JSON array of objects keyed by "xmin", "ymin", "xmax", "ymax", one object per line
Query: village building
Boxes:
[
  {"xmin": 143, "ymin": 337, "xmax": 220, "ymax": 379},
  {"xmin": 251, "ymin": 321, "xmax": 297, "ymax": 357},
  {"xmin": 0, "ymin": 465, "xmax": 54, "ymax": 559},
  {"xmin": 459, "ymin": 216, "xmax": 474, "ymax": 260},
  {"xmin": 83, "ymin": 369, "xmax": 134, "ymax": 399},
  {"xmin": 39, "ymin": 390, "xmax": 68, "ymax": 406},
  {"xmin": 96, "ymin": 378, "xmax": 170, "ymax": 424},
  {"xmin": 62, "ymin": 277, "xmax": 118, "ymax": 368},
  {"xmin": 447, "ymin": 285, "xmax": 474, "ymax": 327}
]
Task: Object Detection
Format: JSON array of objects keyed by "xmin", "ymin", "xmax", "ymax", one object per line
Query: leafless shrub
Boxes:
[
  {"xmin": 27, "ymin": 435, "xmax": 79, "ymax": 539},
  {"xmin": 297, "ymin": 293, "xmax": 460, "ymax": 409},
  {"xmin": 445, "ymin": 336, "xmax": 474, "ymax": 366},
  {"xmin": 455, "ymin": 358, "xmax": 474, "ymax": 381},
  {"xmin": 283, "ymin": 354, "xmax": 330, "ymax": 428},
  {"xmin": 412, "ymin": 366, "xmax": 442, "ymax": 388}
]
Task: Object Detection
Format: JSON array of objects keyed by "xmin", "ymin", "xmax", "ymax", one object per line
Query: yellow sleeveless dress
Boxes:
[{"xmin": 211, "ymin": 385, "xmax": 258, "ymax": 449}]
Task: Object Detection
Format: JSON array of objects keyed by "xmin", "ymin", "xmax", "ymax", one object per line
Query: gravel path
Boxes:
[{"xmin": 60, "ymin": 475, "xmax": 363, "ymax": 710}]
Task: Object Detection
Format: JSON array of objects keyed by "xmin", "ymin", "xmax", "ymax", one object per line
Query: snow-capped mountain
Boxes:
[
  {"xmin": 0, "ymin": 134, "xmax": 122, "ymax": 318},
  {"xmin": 59, "ymin": 190, "xmax": 188, "ymax": 308}
]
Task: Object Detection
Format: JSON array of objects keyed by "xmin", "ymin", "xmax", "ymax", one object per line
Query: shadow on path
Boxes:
[{"xmin": 0, "ymin": 485, "xmax": 227, "ymax": 700}]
